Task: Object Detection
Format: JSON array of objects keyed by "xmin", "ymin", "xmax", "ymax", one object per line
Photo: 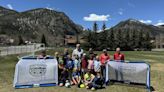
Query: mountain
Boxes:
[
  {"xmin": 157, "ymin": 25, "xmax": 164, "ymax": 31},
  {"xmin": 0, "ymin": 6, "xmax": 18, "ymax": 16},
  {"xmin": 0, "ymin": 6, "xmax": 82, "ymax": 46},
  {"xmin": 110, "ymin": 19, "xmax": 164, "ymax": 36}
]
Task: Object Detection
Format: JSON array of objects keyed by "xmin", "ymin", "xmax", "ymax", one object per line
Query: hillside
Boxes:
[
  {"xmin": 111, "ymin": 19, "xmax": 164, "ymax": 36},
  {"xmin": 0, "ymin": 6, "xmax": 82, "ymax": 46},
  {"xmin": 157, "ymin": 25, "xmax": 164, "ymax": 31}
]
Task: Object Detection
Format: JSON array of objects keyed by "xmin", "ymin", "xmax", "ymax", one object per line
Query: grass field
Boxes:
[{"xmin": 0, "ymin": 50, "xmax": 164, "ymax": 92}]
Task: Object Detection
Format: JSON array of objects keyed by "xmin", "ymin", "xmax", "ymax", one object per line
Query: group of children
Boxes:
[
  {"xmin": 39, "ymin": 44, "xmax": 125, "ymax": 91},
  {"xmin": 57, "ymin": 53, "xmax": 104, "ymax": 91}
]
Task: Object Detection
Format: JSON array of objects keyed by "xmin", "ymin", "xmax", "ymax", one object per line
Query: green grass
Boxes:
[{"xmin": 0, "ymin": 51, "xmax": 164, "ymax": 92}]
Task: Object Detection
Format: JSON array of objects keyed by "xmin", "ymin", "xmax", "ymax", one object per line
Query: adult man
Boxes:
[
  {"xmin": 99, "ymin": 49, "xmax": 110, "ymax": 80},
  {"xmin": 114, "ymin": 47, "xmax": 125, "ymax": 62},
  {"xmin": 72, "ymin": 44, "xmax": 83, "ymax": 59}
]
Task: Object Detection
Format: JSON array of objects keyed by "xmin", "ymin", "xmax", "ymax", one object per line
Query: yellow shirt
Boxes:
[{"xmin": 84, "ymin": 73, "xmax": 95, "ymax": 81}]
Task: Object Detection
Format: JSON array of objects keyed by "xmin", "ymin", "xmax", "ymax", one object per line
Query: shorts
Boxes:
[{"xmin": 72, "ymin": 72, "xmax": 80, "ymax": 78}]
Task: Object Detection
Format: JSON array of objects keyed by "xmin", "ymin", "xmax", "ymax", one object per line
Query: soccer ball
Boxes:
[
  {"xmin": 65, "ymin": 82, "xmax": 71, "ymax": 88},
  {"xmin": 80, "ymin": 84, "xmax": 85, "ymax": 88}
]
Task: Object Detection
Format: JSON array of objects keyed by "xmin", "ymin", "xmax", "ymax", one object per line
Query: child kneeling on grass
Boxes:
[
  {"xmin": 71, "ymin": 68, "xmax": 81, "ymax": 85},
  {"xmin": 90, "ymin": 72, "xmax": 104, "ymax": 90},
  {"xmin": 84, "ymin": 70, "xmax": 95, "ymax": 90},
  {"xmin": 59, "ymin": 68, "xmax": 69, "ymax": 87},
  {"xmin": 84, "ymin": 70, "xmax": 104, "ymax": 90},
  {"xmin": 71, "ymin": 55, "xmax": 81, "ymax": 85}
]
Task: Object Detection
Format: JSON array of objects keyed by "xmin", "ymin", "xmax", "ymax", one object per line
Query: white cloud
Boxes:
[
  {"xmin": 83, "ymin": 13, "xmax": 110, "ymax": 21},
  {"xmin": 139, "ymin": 20, "xmax": 152, "ymax": 24},
  {"xmin": 7, "ymin": 4, "xmax": 13, "ymax": 10},
  {"xmin": 156, "ymin": 22, "xmax": 164, "ymax": 26},
  {"xmin": 155, "ymin": 20, "xmax": 164, "ymax": 26}
]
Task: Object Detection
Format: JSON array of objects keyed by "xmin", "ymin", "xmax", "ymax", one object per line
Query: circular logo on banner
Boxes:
[{"xmin": 29, "ymin": 64, "xmax": 47, "ymax": 77}]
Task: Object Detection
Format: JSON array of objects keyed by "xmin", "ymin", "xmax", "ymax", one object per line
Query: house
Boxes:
[{"xmin": 65, "ymin": 34, "xmax": 85, "ymax": 46}]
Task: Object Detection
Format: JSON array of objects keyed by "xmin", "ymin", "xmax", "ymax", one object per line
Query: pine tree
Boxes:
[
  {"xmin": 115, "ymin": 29, "xmax": 122, "ymax": 48},
  {"xmin": 137, "ymin": 30, "xmax": 144, "ymax": 49},
  {"xmin": 92, "ymin": 22, "xmax": 99, "ymax": 49},
  {"xmin": 130, "ymin": 30, "xmax": 136, "ymax": 50},
  {"xmin": 41, "ymin": 34, "xmax": 47, "ymax": 46},
  {"xmin": 144, "ymin": 31, "xmax": 152, "ymax": 50},
  {"xmin": 98, "ymin": 30, "xmax": 108, "ymax": 50},
  {"xmin": 107, "ymin": 28, "xmax": 115, "ymax": 50},
  {"xmin": 93, "ymin": 22, "xmax": 98, "ymax": 33},
  {"xmin": 102, "ymin": 22, "xmax": 106, "ymax": 31},
  {"xmin": 18, "ymin": 35, "xmax": 24, "ymax": 45},
  {"xmin": 95, "ymin": 22, "xmax": 107, "ymax": 50},
  {"xmin": 125, "ymin": 30, "xmax": 131, "ymax": 50}
]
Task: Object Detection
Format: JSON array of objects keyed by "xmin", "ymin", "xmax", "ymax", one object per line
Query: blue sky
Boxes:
[{"xmin": 0, "ymin": 0, "xmax": 164, "ymax": 30}]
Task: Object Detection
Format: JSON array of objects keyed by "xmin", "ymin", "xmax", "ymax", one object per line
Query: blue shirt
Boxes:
[
  {"xmin": 94, "ymin": 60, "xmax": 101, "ymax": 72},
  {"xmin": 65, "ymin": 59, "xmax": 74, "ymax": 69},
  {"xmin": 73, "ymin": 59, "xmax": 80, "ymax": 69}
]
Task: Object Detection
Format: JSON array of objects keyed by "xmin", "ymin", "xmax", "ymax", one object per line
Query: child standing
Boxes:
[
  {"xmin": 73, "ymin": 55, "xmax": 81, "ymax": 70},
  {"xmin": 88, "ymin": 55, "xmax": 94, "ymax": 73},
  {"xmin": 81, "ymin": 53, "xmax": 88, "ymax": 77},
  {"xmin": 58, "ymin": 58, "xmax": 64, "ymax": 79},
  {"xmin": 65, "ymin": 55, "xmax": 74, "ymax": 80},
  {"xmin": 94, "ymin": 56, "xmax": 101, "ymax": 73}
]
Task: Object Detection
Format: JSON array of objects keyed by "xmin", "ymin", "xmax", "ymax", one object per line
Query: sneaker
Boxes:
[
  {"xmin": 91, "ymin": 87, "xmax": 95, "ymax": 91},
  {"xmin": 86, "ymin": 86, "xmax": 89, "ymax": 89}
]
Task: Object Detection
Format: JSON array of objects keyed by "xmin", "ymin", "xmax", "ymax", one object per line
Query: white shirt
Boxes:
[{"xmin": 72, "ymin": 48, "xmax": 83, "ymax": 59}]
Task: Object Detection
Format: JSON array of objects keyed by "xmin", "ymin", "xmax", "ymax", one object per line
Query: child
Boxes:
[
  {"xmin": 58, "ymin": 58, "xmax": 64, "ymax": 78},
  {"xmin": 62, "ymin": 48, "xmax": 69, "ymax": 66},
  {"xmin": 65, "ymin": 55, "xmax": 74, "ymax": 80},
  {"xmin": 55, "ymin": 52, "xmax": 59, "ymax": 62},
  {"xmin": 94, "ymin": 55, "xmax": 101, "ymax": 73},
  {"xmin": 73, "ymin": 55, "xmax": 81, "ymax": 70},
  {"xmin": 88, "ymin": 55, "xmax": 94, "ymax": 73},
  {"xmin": 59, "ymin": 68, "xmax": 69, "ymax": 87},
  {"xmin": 90, "ymin": 72, "xmax": 104, "ymax": 90},
  {"xmin": 71, "ymin": 69, "xmax": 81, "ymax": 85},
  {"xmin": 84, "ymin": 70, "xmax": 95, "ymax": 90},
  {"xmin": 81, "ymin": 53, "xmax": 88, "ymax": 78},
  {"xmin": 71, "ymin": 55, "xmax": 81, "ymax": 85}
]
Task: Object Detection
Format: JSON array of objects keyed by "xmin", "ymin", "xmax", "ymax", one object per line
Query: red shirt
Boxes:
[
  {"xmin": 81, "ymin": 57, "xmax": 88, "ymax": 69},
  {"xmin": 99, "ymin": 53, "xmax": 110, "ymax": 65},
  {"xmin": 114, "ymin": 53, "xmax": 125, "ymax": 61}
]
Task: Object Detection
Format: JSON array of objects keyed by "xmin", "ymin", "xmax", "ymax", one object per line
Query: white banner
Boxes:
[
  {"xmin": 13, "ymin": 56, "xmax": 58, "ymax": 88},
  {"xmin": 106, "ymin": 61, "xmax": 150, "ymax": 88}
]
